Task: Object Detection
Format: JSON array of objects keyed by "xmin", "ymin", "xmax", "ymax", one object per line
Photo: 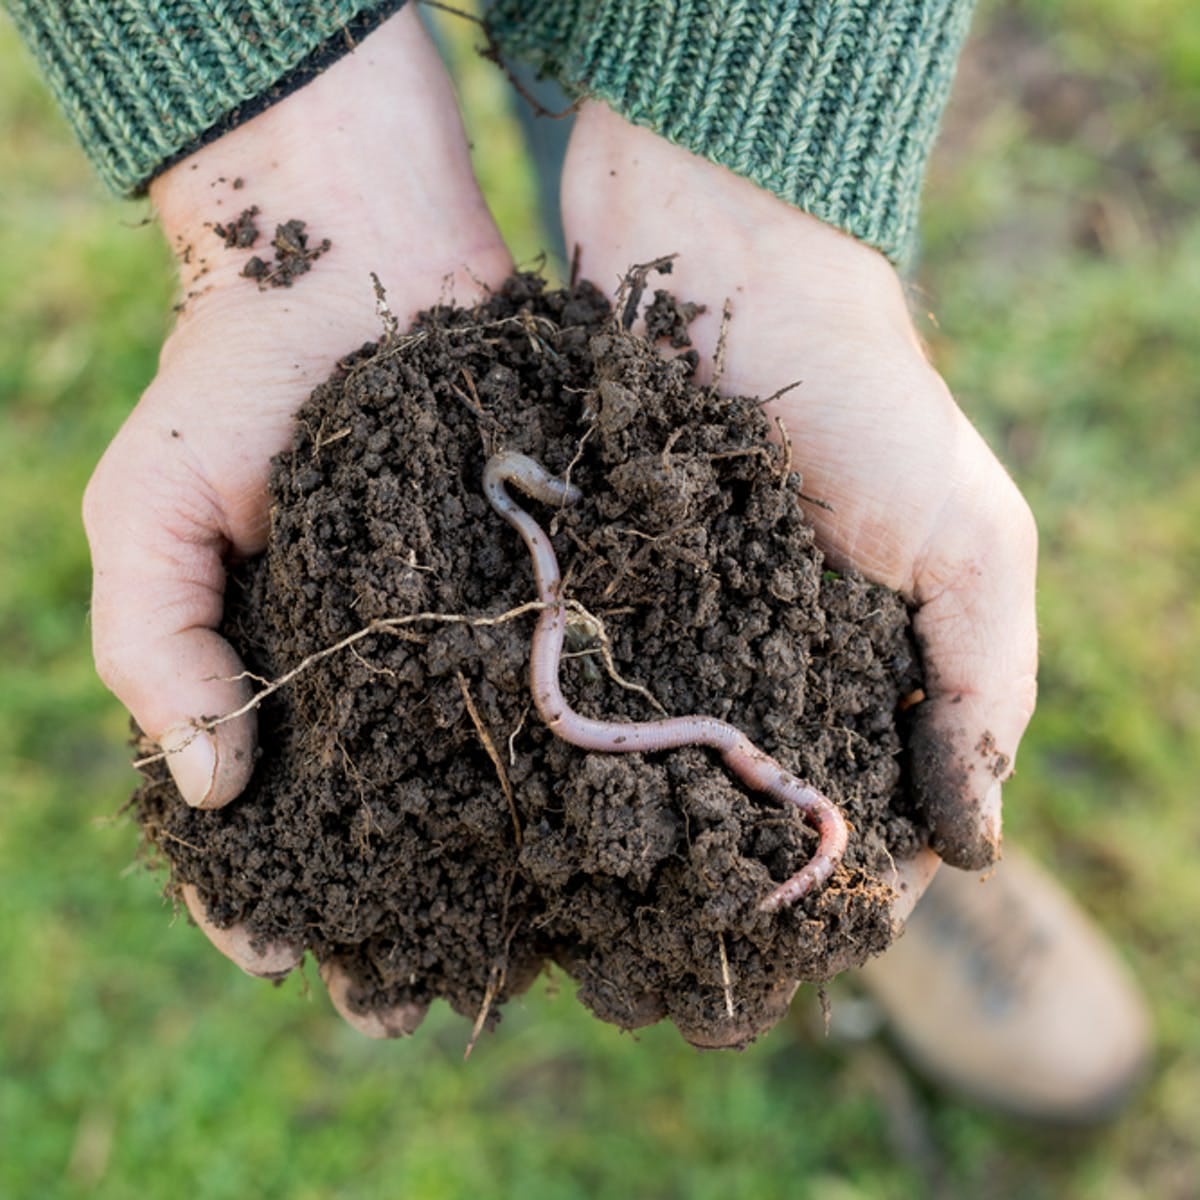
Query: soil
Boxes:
[
  {"xmin": 213, "ymin": 205, "xmax": 261, "ymax": 249},
  {"xmin": 241, "ymin": 218, "xmax": 331, "ymax": 288},
  {"xmin": 134, "ymin": 271, "xmax": 930, "ymax": 1047}
]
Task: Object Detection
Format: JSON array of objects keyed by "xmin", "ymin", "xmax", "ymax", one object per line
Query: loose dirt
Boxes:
[
  {"xmin": 134, "ymin": 271, "xmax": 930, "ymax": 1046},
  {"xmin": 241, "ymin": 218, "xmax": 331, "ymax": 288}
]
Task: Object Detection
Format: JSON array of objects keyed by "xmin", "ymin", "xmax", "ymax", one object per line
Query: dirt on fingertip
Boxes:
[{"xmin": 133, "ymin": 269, "xmax": 931, "ymax": 1047}]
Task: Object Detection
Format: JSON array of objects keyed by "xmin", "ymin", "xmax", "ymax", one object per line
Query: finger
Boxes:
[
  {"xmin": 908, "ymin": 431, "xmax": 1039, "ymax": 869},
  {"xmin": 319, "ymin": 961, "xmax": 428, "ymax": 1039},
  {"xmin": 883, "ymin": 847, "xmax": 941, "ymax": 927},
  {"xmin": 811, "ymin": 850, "xmax": 943, "ymax": 980},
  {"xmin": 83, "ymin": 422, "xmax": 257, "ymax": 809},
  {"xmin": 671, "ymin": 977, "xmax": 799, "ymax": 1049},
  {"xmin": 181, "ymin": 884, "xmax": 302, "ymax": 979}
]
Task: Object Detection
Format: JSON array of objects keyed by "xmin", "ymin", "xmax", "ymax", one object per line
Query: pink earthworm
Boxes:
[{"xmin": 483, "ymin": 450, "xmax": 849, "ymax": 913}]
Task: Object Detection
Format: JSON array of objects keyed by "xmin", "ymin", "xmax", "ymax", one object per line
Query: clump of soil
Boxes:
[
  {"xmin": 134, "ymin": 272, "xmax": 928, "ymax": 1046},
  {"xmin": 213, "ymin": 205, "xmax": 260, "ymax": 249},
  {"xmin": 241, "ymin": 218, "xmax": 331, "ymax": 288}
]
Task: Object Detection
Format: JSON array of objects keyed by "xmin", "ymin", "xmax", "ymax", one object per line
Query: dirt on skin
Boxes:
[
  {"xmin": 241, "ymin": 218, "xmax": 331, "ymax": 288},
  {"xmin": 213, "ymin": 205, "xmax": 261, "ymax": 249},
  {"xmin": 134, "ymin": 271, "xmax": 930, "ymax": 1046}
]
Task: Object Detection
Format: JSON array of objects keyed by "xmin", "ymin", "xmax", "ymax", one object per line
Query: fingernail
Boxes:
[{"xmin": 159, "ymin": 723, "xmax": 218, "ymax": 808}]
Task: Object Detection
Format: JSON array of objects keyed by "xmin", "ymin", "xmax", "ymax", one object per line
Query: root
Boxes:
[
  {"xmin": 565, "ymin": 600, "xmax": 667, "ymax": 716},
  {"xmin": 133, "ymin": 600, "xmax": 551, "ymax": 770},
  {"xmin": 464, "ymin": 870, "xmax": 522, "ymax": 1060},
  {"xmin": 464, "ymin": 962, "xmax": 505, "ymax": 1061},
  {"xmin": 615, "ymin": 254, "xmax": 678, "ymax": 331},
  {"xmin": 344, "ymin": 311, "xmax": 561, "ymax": 387},
  {"xmin": 717, "ymin": 932, "xmax": 736, "ymax": 1022},
  {"xmin": 507, "ymin": 702, "xmax": 530, "ymax": 766},
  {"xmin": 712, "ymin": 298, "xmax": 733, "ymax": 392},
  {"xmin": 456, "ymin": 670, "xmax": 521, "ymax": 848}
]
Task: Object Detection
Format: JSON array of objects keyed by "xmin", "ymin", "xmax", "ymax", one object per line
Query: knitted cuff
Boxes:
[
  {"xmin": 5, "ymin": 1, "xmax": 407, "ymax": 195},
  {"xmin": 490, "ymin": 0, "xmax": 975, "ymax": 265}
]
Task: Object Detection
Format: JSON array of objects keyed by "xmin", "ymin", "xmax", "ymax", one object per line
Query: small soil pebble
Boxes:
[
  {"xmin": 241, "ymin": 218, "xmax": 331, "ymax": 288},
  {"xmin": 134, "ymin": 273, "xmax": 930, "ymax": 1047},
  {"xmin": 213, "ymin": 205, "xmax": 260, "ymax": 249}
]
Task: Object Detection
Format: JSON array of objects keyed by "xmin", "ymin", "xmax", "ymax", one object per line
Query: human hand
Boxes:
[
  {"xmin": 561, "ymin": 104, "xmax": 1038, "ymax": 928},
  {"xmin": 83, "ymin": 8, "xmax": 510, "ymax": 1029}
]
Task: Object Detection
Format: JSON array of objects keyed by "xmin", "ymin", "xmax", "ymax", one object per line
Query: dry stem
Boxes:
[
  {"xmin": 717, "ymin": 932, "xmax": 736, "ymax": 1021},
  {"xmin": 456, "ymin": 670, "xmax": 521, "ymax": 847}
]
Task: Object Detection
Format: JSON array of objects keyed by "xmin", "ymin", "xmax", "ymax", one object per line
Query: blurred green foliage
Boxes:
[{"xmin": 1, "ymin": 1, "xmax": 1197, "ymax": 1197}]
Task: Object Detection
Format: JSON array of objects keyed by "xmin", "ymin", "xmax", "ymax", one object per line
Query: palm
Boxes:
[{"xmin": 562, "ymin": 103, "xmax": 1038, "ymax": 884}]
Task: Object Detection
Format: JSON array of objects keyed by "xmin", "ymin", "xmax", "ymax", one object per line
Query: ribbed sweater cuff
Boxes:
[
  {"xmin": 491, "ymin": 0, "xmax": 975, "ymax": 265},
  {"xmin": 5, "ymin": 1, "xmax": 406, "ymax": 195}
]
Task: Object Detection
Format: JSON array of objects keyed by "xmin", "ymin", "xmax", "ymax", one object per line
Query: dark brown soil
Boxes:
[
  {"xmin": 241, "ymin": 218, "xmax": 331, "ymax": 288},
  {"xmin": 134, "ymin": 272, "xmax": 929, "ymax": 1047},
  {"xmin": 213, "ymin": 205, "xmax": 260, "ymax": 249}
]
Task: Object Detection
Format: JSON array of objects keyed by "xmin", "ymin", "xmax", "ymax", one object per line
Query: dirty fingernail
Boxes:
[
  {"xmin": 321, "ymin": 963, "xmax": 427, "ymax": 1039},
  {"xmin": 160, "ymin": 723, "xmax": 218, "ymax": 808},
  {"xmin": 181, "ymin": 885, "xmax": 302, "ymax": 978}
]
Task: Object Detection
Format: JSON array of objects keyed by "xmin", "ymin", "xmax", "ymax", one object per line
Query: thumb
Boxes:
[
  {"xmin": 84, "ymin": 423, "xmax": 257, "ymax": 809},
  {"xmin": 907, "ymin": 437, "xmax": 1039, "ymax": 869}
]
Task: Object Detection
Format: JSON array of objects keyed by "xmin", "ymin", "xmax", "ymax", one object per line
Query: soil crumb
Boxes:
[
  {"xmin": 134, "ymin": 272, "xmax": 929, "ymax": 1046},
  {"xmin": 213, "ymin": 205, "xmax": 260, "ymax": 249},
  {"xmin": 242, "ymin": 218, "xmax": 330, "ymax": 288}
]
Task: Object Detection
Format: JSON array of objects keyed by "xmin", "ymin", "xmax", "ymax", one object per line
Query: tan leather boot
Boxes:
[{"xmin": 855, "ymin": 848, "xmax": 1151, "ymax": 1122}]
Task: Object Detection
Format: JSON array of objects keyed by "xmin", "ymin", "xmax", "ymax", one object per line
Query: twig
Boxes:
[
  {"xmin": 769, "ymin": 413, "xmax": 835, "ymax": 512},
  {"xmin": 756, "ymin": 379, "xmax": 803, "ymax": 408},
  {"xmin": 421, "ymin": 0, "xmax": 582, "ymax": 120},
  {"xmin": 774, "ymin": 414, "xmax": 793, "ymax": 478},
  {"xmin": 660, "ymin": 427, "xmax": 685, "ymax": 476},
  {"xmin": 464, "ymin": 962, "xmax": 505, "ymax": 1061},
  {"xmin": 718, "ymin": 932, "xmax": 736, "ymax": 1021},
  {"xmin": 160, "ymin": 829, "xmax": 207, "ymax": 855},
  {"xmin": 371, "ymin": 271, "xmax": 399, "ymax": 339},
  {"xmin": 456, "ymin": 670, "xmax": 521, "ymax": 848},
  {"xmin": 712, "ymin": 298, "xmax": 733, "ymax": 392},
  {"xmin": 464, "ymin": 870, "xmax": 523, "ymax": 1060},
  {"xmin": 616, "ymin": 254, "xmax": 678, "ymax": 331}
]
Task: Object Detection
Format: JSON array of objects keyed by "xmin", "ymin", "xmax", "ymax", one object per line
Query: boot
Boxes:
[{"xmin": 853, "ymin": 847, "xmax": 1151, "ymax": 1122}]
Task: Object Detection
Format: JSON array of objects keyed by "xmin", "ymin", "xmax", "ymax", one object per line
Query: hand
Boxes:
[
  {"xmin": 561, "ymin": 103, "xmax": 1038, "ymax": 917},
  {"xmin": 83, "ymin": 8, "xmax": 511, "ymax": 1032}
]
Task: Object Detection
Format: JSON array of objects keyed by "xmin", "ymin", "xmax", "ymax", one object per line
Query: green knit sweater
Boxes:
[{"xmin": 4, "ymin": 0, "xmax": 975, "ymax": 264}]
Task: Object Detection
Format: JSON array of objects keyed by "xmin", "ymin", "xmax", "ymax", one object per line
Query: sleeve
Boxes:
[
  {"xmin": 488, "ymin": 0, "xmax": 975, "ymax": 266},
  {"xmin": 3, "ymin": 1, "xmax": 408, "ymax": 195}
]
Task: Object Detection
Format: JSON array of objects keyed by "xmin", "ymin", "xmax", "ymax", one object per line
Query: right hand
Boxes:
[{"xmin": 83, "ymin": 7, "xmax": 511, "ymax": 1032}]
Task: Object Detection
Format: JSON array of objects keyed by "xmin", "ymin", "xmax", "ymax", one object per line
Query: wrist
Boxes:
[
  {"xmin": 151, "ymin": 7, "xmax": 508, "ymax": 319},
  {"xmin": 563, "ymin": 103, "xmax": 926, "ymax": 382}
]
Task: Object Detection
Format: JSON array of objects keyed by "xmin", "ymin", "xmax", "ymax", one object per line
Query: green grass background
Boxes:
[{"xmin": 2, "ymin": 2, "xmax": 1197, "ymax": 1196}]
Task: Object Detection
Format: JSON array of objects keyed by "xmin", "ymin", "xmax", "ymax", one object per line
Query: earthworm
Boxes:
[{"xmin": 484, "ymin": 450, "xmax": 849, "ymax": 913}]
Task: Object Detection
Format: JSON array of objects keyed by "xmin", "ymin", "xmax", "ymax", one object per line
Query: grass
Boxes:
[{"xmin": 1, "ymin": 2, "xmax": 1198, "ymax": 1197}]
